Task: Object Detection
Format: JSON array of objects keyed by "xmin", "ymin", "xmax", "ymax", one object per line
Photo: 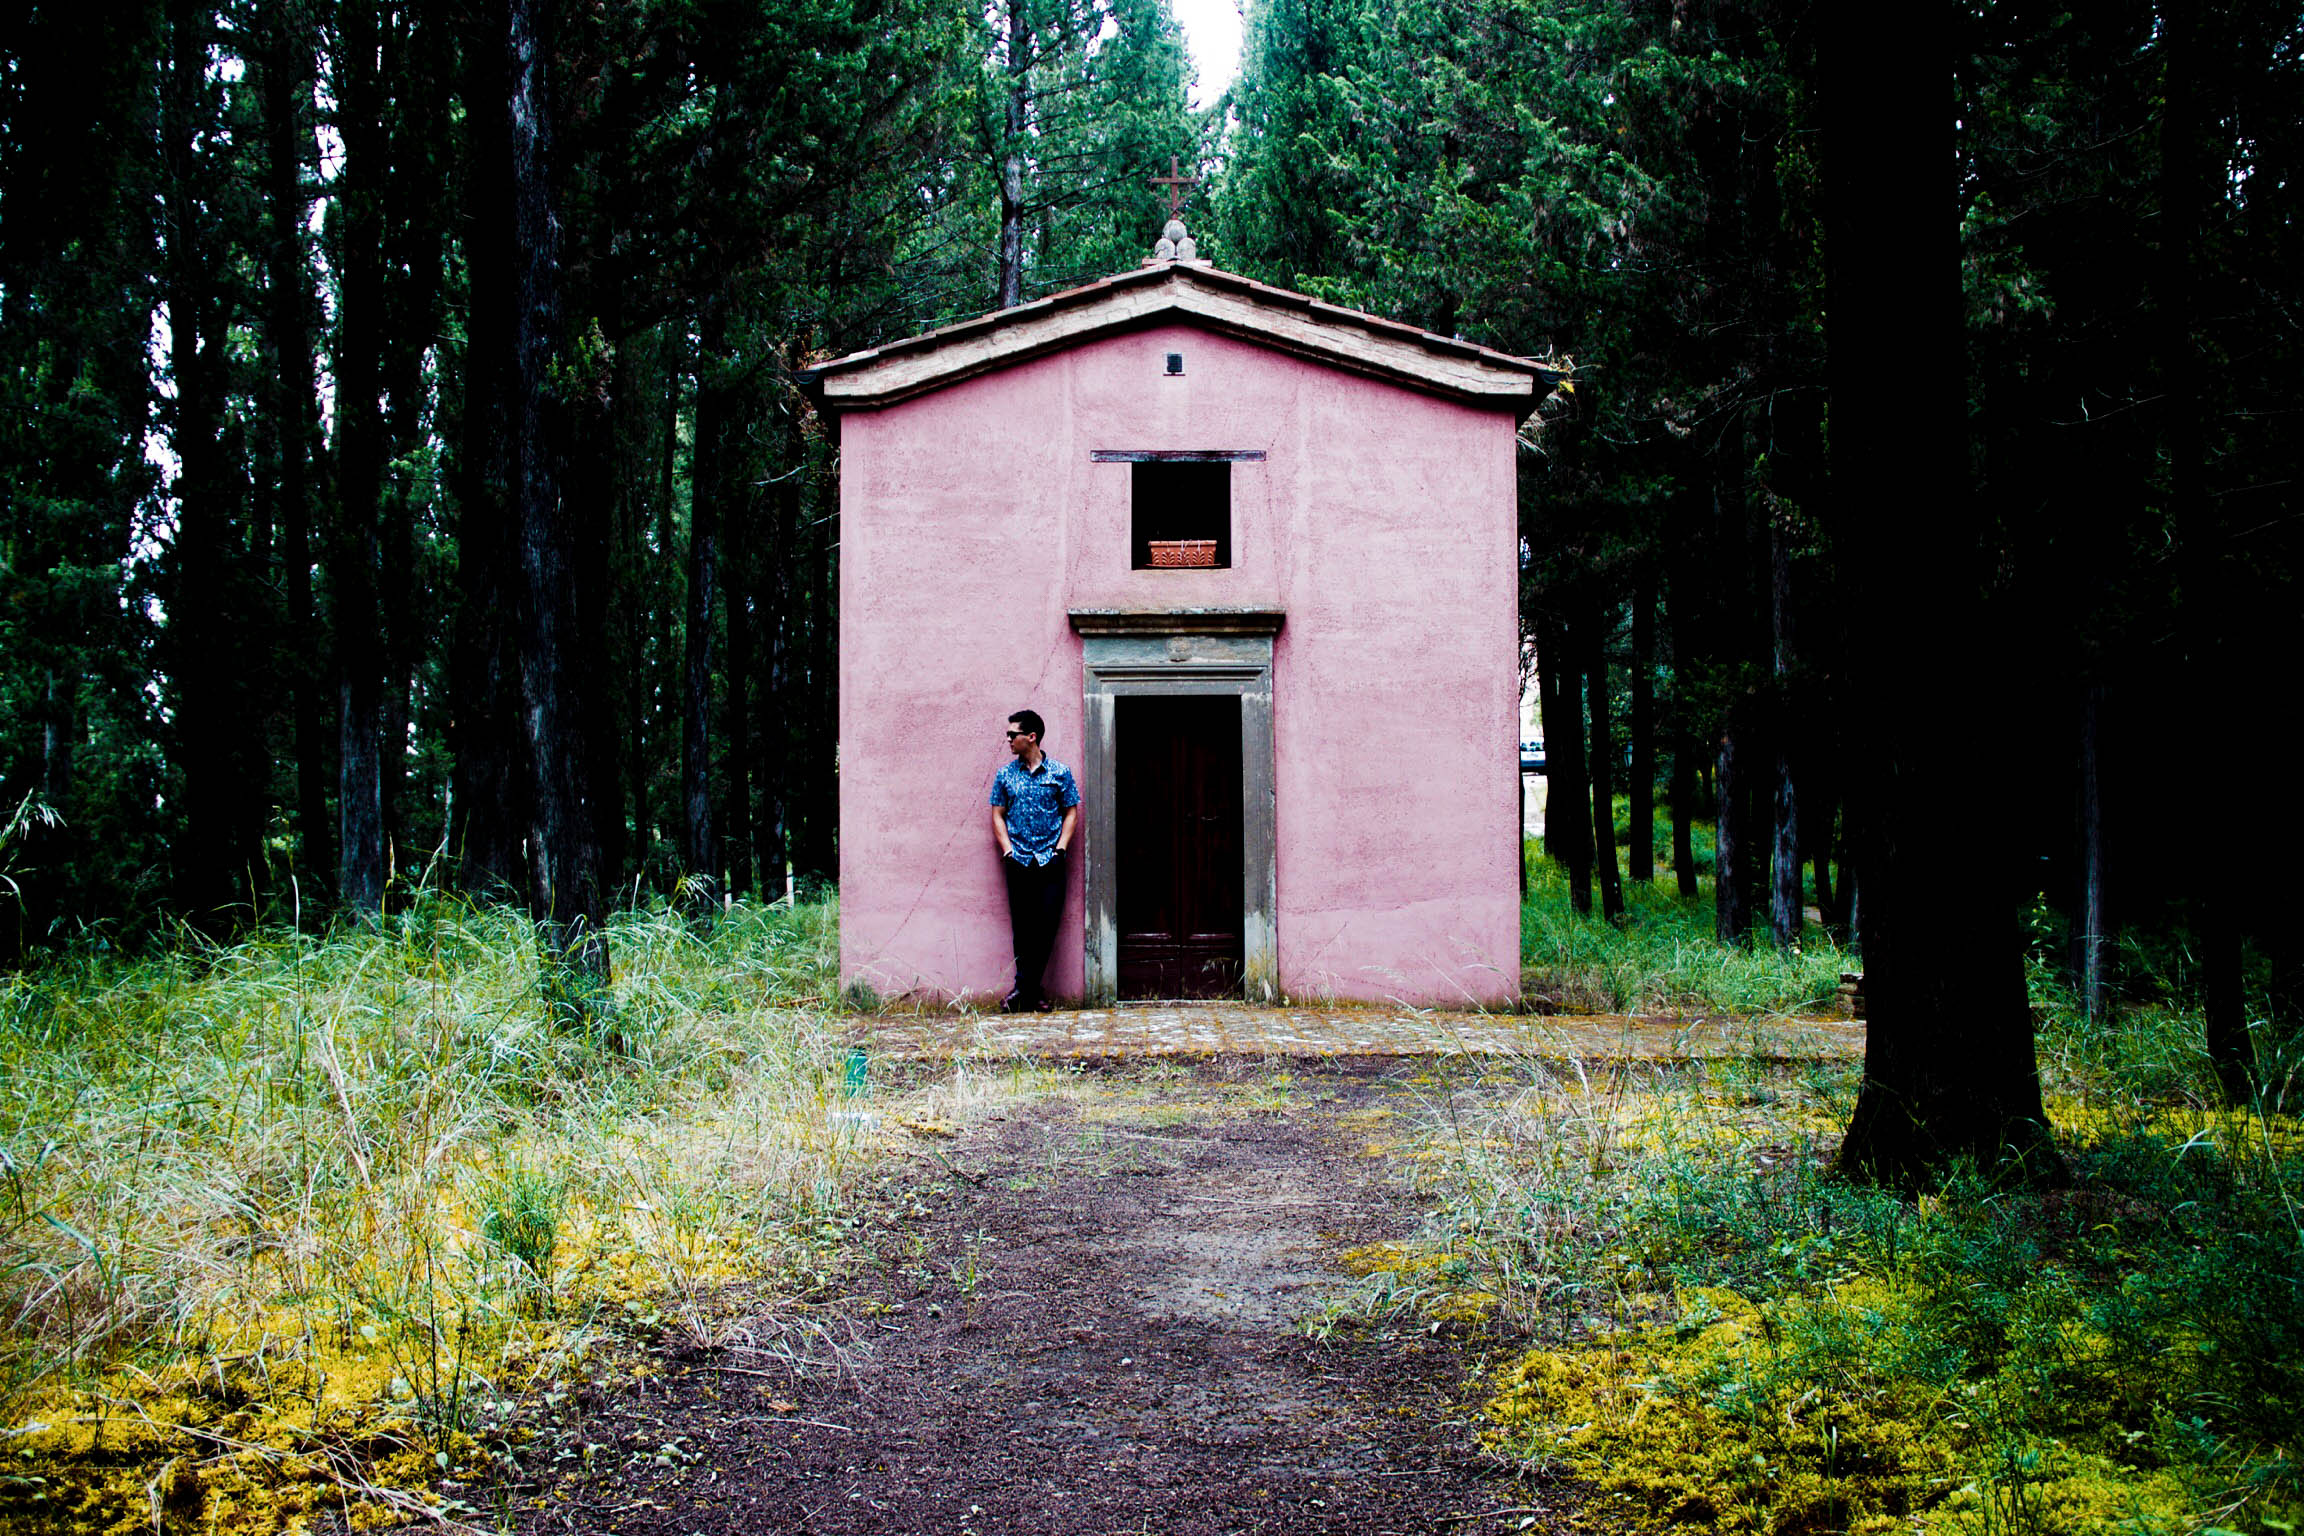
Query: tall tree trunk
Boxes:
[
  {"xmin": 726, "ymin": 585, "xmax": 756, "ymax": 899},
  {"xmin": 2267, "ymin": 900, "xmax": 2303, "ymax": 1113},
  {"xmin": 682, "ymin": 303, "xmax": 726, "ymax": 912},
  {"xmin": 504, "ymin": 0, "xmax": 609, "ymax": 1018},
  {"xmin": 257, "ymin": 5, "xmax": 331, "ymax": 903},
  {"xmin": 335, "ymin": 0, "xmax": 387, "ymax": 917},
  {"xmin": 1714, "ymin": 707, "xmax": 1751, "ymax": 944},
  {"xmin": 1545, "ymin": 608, "xmax": 1593, "ymax": 915},
  {"xmin": 1807, "ymin": 780, "xmax": 1838, "ymax": 928},
  {"xmin": 757, "ymin": 400, "xmax": 807, "ymax": 885},
  {"xmin": 1628, "ymin": 575, "xmax": 1655, "ymax": 885},
  {"xmin": 794, "ymin": 502, "xmax": 841, "ymax": 881},
  {"xmin": 1670, "ymin": 723, "xmax": 1698, "ymax": 900},
  {"xmin": 2078, "ymin": 683, "xmax": 2109, "ymax": 1021},
  {"xmin": 375, "ymin": 4, "xmax": 450, "ymax": 880},
  {"xmin": 717, "ymin": 365, "xmax": 754, "ymax": 899},
  {"xmin": 2202, "ymin": 899, "xmax": 2248, "ymax": 1100},
  {"xmin": 1587, "ymin": 608, "xmax": 1624, "ymax": 923},
  {"xmin": 621, "ymin": 336, "xmax": 676, "ymax": 889},
  {"xmin": 2155, "ymin": 8, "xmax": 2246, "ymax": 1102},
  {"xmin": 1827, "ymin": 8, "xmax": 2057, "ymax": 1185},
  {"xmin": 448, "ymin": 3, "xmax": 527, "ymax": 896},
  {"xmin": 162, "ymin": 0, "xmax": 264, "ymax": 929},
  {"xmin": 570, "ymin": 369, "xmax": 627, "ymax": 897},
  {"xmin": 1665, "ymin": 530, "xmax": 1701, "ymax": 900},
  {"xmin": 998, "ymin": 0, "xmax": 1030, "ymax": 307},
  {"xmin": 1536, "ymin": 613, "xmax": 1567, "ymax": 868},
  {"xmin": 1769, "ymin": 520, "xmax": 1801, "ymax": 947},
  {"xmin": 41, "ymin": 671, "xmax": 73, "ymax": 808}
]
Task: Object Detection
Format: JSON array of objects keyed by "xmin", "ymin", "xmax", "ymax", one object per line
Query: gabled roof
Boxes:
[{"xmin": 797, "ymin": 260, "xmax": 1559, "ymax": 421}]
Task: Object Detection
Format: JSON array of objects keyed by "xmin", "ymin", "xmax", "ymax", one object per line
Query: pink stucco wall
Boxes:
[{"xmin": 838, "ymin": 322, "xmax": 1520, "ymax": 1006}]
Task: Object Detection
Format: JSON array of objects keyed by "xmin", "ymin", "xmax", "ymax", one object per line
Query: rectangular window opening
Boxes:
[{"xmin": 1132, "ymin": 461, "xmax": 1231, "ymax": 570}]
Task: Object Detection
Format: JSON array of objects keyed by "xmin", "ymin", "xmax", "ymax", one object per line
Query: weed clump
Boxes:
[
  {"xmin": 1392, "ymin": 888, "xmax": 2304, "ymax": 1534},
  {"xmin": 0, "ymin": 893, "xmax": 881, "ymax": 1531}
]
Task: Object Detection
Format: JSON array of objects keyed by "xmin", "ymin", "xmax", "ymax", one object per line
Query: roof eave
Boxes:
[{"xmin": 800, "ymin": 263, "xmax": 1558, "ymax": 422}]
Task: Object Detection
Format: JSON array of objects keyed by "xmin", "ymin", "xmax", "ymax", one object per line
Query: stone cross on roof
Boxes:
[
  {"xmin": 1150, "ymin": 155, "xmax": 1199, "ymax": 217},
  {"xmin": 1149, "ymin": 156, "xmax": 1202, "ymax": 263}
]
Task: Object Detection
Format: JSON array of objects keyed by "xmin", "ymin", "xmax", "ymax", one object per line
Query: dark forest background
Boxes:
[{"xmin": 4, "ymin": 1, "xmax": 2301, "ymax": 1171}]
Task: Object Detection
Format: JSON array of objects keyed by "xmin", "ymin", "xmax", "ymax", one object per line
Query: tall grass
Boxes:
[
  {"xmin": 1375, "ymin": 915, "xmax": 2304, "ymax": 1533},
  {"xmin": 0, "ymin": 894, "xmax": 886, "ymax": 1529},
  {"xmin": 1521, "ymin": 838, "xmax": 1847, "ymax": 1016}
]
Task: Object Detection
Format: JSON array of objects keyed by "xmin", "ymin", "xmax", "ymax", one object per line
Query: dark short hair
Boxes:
[{"xmin": 1009, "ymin": 708, "xmax": 1046, "ymax": 743}]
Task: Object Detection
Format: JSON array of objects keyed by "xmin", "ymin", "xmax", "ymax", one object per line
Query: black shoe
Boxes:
[
  {"xmin": 1000, "ymin": 991, "xmax": 1023, "ymax": 1014},
  {"xmin": 1033, "ymin": 996, "xmax": 1054, "ymax": 1013}
]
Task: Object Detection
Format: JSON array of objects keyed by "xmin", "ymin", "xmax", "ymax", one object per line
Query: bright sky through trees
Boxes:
[{"xmin": 1170, "ymin": 0, "xmax": 1242, "ymax": 108}]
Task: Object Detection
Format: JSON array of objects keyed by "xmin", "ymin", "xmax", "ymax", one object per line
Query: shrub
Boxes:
[{"xmin": 1376, "ymin": 1006, "xmax": 2304, "ymax": 1533}]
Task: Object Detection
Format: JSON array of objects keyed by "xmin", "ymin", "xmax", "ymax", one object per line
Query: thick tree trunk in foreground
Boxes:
[
  {"xmin": 1828, "ymin": 12, "xmax": 2057, "ymax": 1186},
  {"xmin": 504, "ymin": 0, "xmax": 609, "ymax": 1019}
]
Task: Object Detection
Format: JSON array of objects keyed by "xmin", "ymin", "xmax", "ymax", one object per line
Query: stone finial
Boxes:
[
  {"xmin": 1153, "ymin": 217, "xmax": 1198, "ymax": 263},
  {"xmin": 1147, "ymin": 156, "xmax": 1203, "ymax": 263}
]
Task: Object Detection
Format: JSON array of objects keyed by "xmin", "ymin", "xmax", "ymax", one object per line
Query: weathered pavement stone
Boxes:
[{"xmin": 852, "ymin": 1004, "xmax": 1863, "ymax": 1061}]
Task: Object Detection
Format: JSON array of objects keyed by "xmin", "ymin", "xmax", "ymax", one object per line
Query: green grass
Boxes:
[
  {"xmin": 0, "ymin": 892, "xmax": 900, "ymax": 1530},
  {"xmin": 1364, "ymin": 938, "xmax": 2304, "ymax": 1533},
  {"xmin": 1521, "ymin": 832, "xmax": 1847, "ymax": 1016}
]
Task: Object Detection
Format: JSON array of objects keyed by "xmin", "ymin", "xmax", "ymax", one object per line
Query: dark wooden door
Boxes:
[{"xmin": 1117, "ymin": 695, "xmax": 1244, "ymax": 999}]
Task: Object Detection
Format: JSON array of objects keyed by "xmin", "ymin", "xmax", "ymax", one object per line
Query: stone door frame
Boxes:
[{"xmin": 1069, "ymin": 609, "xmax": 1284, "ymax": 1005}]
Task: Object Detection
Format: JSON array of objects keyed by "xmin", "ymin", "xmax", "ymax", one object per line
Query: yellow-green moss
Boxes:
[{"xmin": 1482, "ymin": 1283, "xmax": 2207, "ymax": 1536}]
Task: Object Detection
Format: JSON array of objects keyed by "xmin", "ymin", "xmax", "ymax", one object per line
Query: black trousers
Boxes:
[{"xmin": 1002, "ymin": 852, "xmax": 1068, "ymax": 1006}]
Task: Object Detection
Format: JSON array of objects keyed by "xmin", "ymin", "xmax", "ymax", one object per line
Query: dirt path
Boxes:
[{"xmin": 501, "ymin": 1064, "xmax": 1562, "ymax": 1535}]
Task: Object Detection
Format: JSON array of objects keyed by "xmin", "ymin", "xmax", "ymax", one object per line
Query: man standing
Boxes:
[{"xmin": 989, "ymin": 709, "xmax": 1080, "ymax": 1012}]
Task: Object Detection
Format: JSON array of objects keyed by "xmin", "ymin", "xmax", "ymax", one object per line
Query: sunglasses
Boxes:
[{"xmin": 1005, "ymin": 729, "xmax": 1032, "ymax": 739}]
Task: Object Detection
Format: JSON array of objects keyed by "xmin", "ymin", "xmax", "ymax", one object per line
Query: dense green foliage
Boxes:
[{"xmin": 0, "ymin": 0, "xmax": 1203, "ymax": 958}]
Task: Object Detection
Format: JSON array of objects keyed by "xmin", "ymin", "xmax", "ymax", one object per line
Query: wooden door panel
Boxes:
[{"xmin": 1117, "ymin": 695, "xmax": 1245, "ymax": 999}]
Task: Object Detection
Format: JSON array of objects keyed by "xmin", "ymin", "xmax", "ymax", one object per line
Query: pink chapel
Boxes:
[{"xmin": 800, "ymin": 221, "xmax": 1556, "ymax": 1009}]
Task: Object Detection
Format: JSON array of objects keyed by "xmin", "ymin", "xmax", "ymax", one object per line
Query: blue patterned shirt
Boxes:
[{"xmin": 989, "ymin": 754, "xmax": 1080, "ymax": 865}]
